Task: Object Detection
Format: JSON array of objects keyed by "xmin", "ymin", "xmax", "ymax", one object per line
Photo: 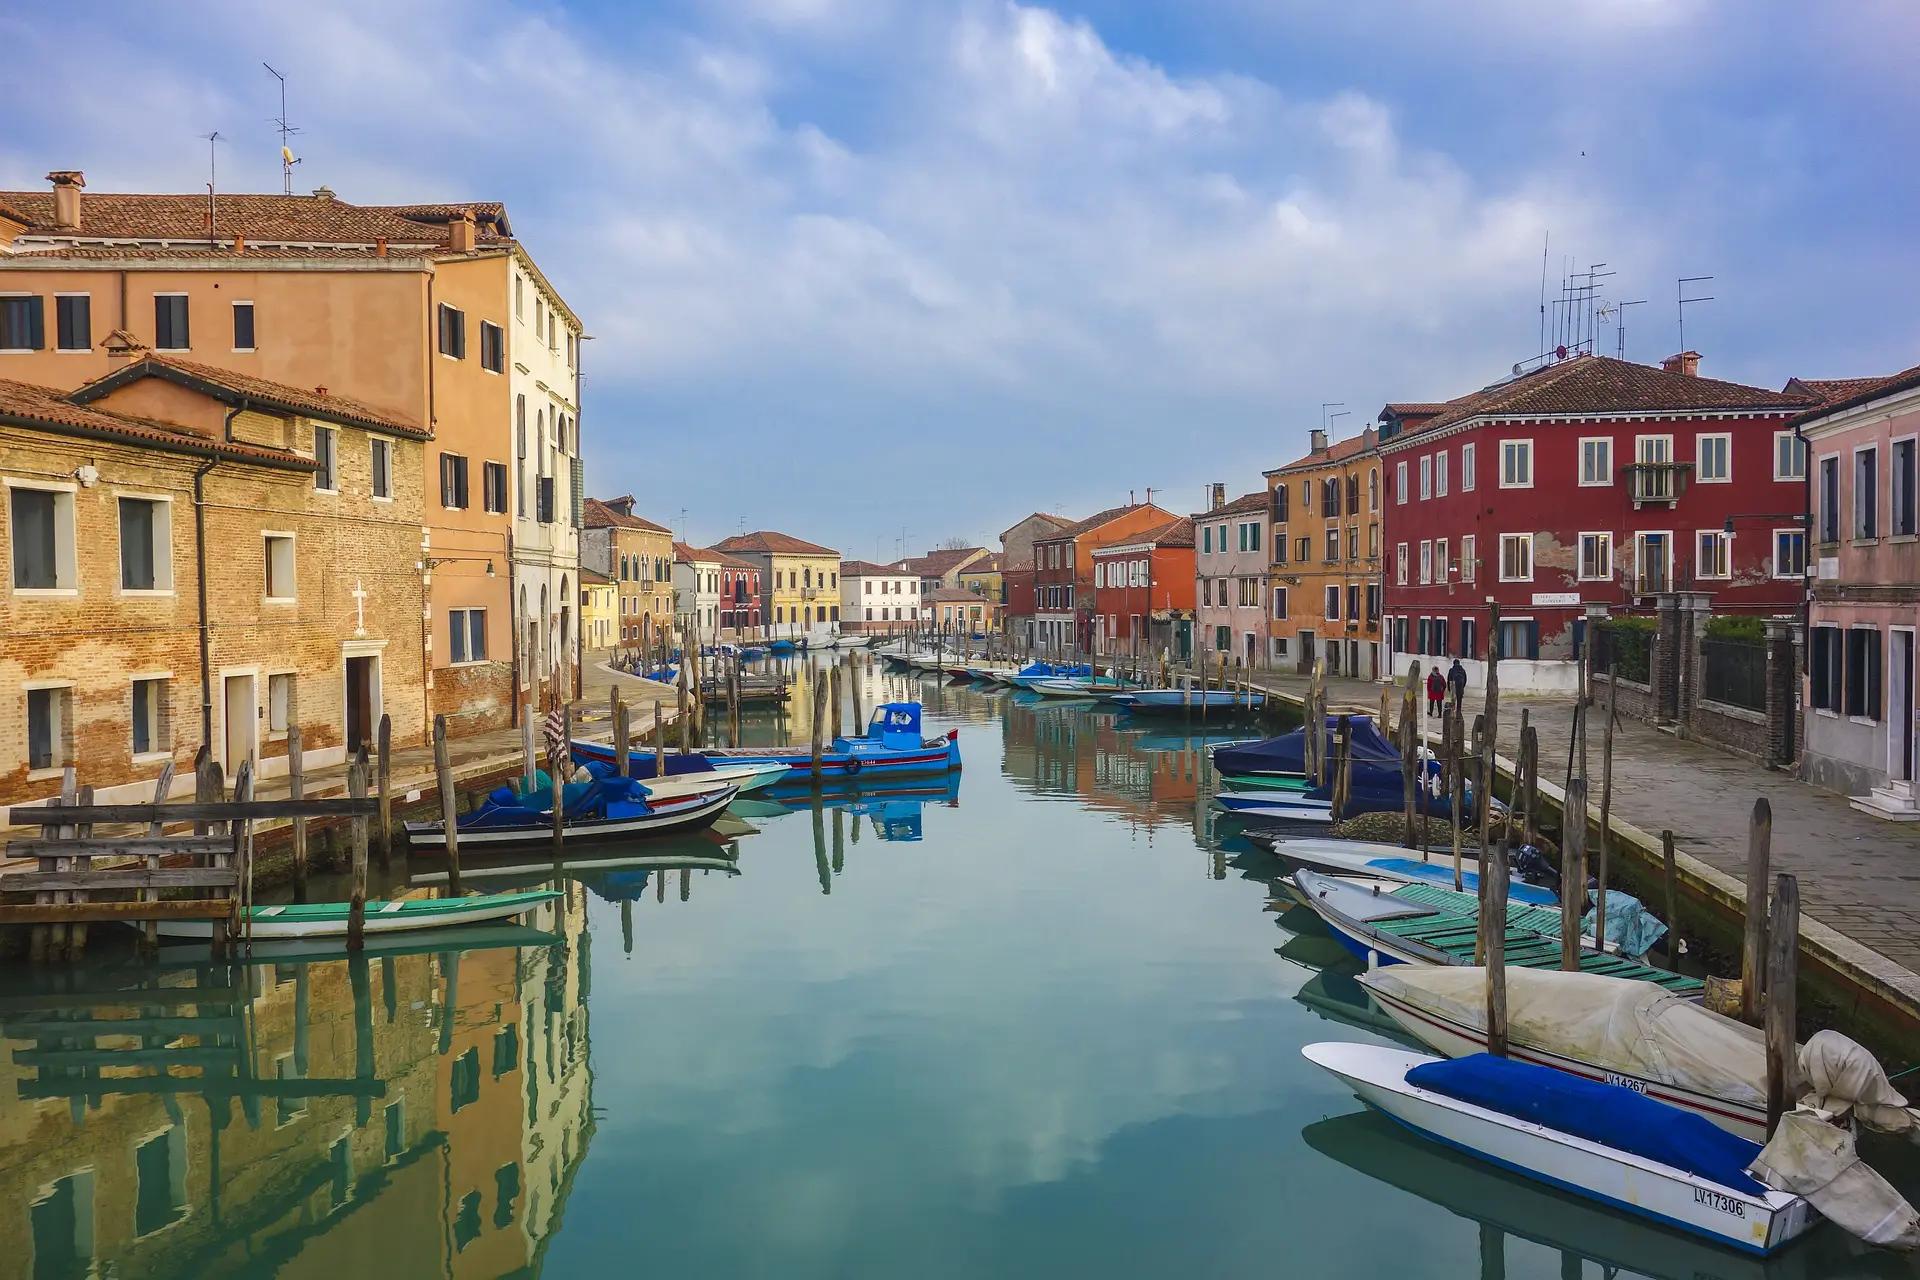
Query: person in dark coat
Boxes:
[
  {"xmin": 1425, "ymin": 665, "xmax": 1446, "ymax": 717},
  {"xmin": 1448, "ymin": 658, "xmax": 1468, "ymax": 711}
]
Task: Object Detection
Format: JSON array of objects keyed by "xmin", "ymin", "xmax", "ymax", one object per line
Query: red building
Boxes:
[
  {"xmin": 713, "ymin": 549, "xmax": 762, "ymax": 635},
  {"xmin": 1379, "ymin": 353, "xmax": 1812, "ymax": 690},
  {"xmin": 1031, "ymin": 503, "xmax": 1177, "ymax": 655},
  {"xmin": 1091, "ymin": 518, "xmax": 1196, "ymax": 659}
]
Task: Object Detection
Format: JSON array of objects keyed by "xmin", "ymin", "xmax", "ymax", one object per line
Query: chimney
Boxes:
[
  {"xmin": 448, "ymin": 210, "xmax": 476, "ymax": 253},
  {"xmin": 232, "ymin": 233, "xmax": 245, "ymax": 254},
  {"xmin": 1662, "ymin": 351, "xmax": 1701, "ymax": 378},
  {"xmin": 375, "ymin": 237, "xmax": 388, "ymax": 258},
  {"xmin": 1310, "ymin": 427, "xmax": 1328, "ymax": 455},
  {"xmin": 1209, "ymin": 482, "xmax": 1226, "ymax": 511},
  {"xmin": 46, "ymin": 171, "xmax": 84, "ymax": 230},
  {"xmin": 312, "ymin": 185, "xmax": 335, "ymax": 201}
]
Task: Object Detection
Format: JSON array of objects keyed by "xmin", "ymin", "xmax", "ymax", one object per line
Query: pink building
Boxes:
[{"xmin": 1795, "ymin": 364, "xmax": 1920, "ymax": 817}]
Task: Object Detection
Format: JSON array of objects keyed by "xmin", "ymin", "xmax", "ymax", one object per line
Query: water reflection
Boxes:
[{"xmin": 0, "ymin": 893, "xmax": 591, "ymax": 1280}]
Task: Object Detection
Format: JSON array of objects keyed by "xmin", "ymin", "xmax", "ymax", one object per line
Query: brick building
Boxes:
[
  {"xmin": 1030, "ymin": 503, "xmax": 1175, "ymax": 656},
  {"xmin": 1265, "ymin": 427, "xmax": 1386, "ymax": 677},
  {"xmin": 1, "ymin": 362, "xmax": 428, "ymax": 805},
  {"xmin": 999, "ymin": 512, "xmax": 1072, "ymax": 649},
  {"xmin": 1378, "ymin": 352, "xmax": 1812, "ymax": 693}
]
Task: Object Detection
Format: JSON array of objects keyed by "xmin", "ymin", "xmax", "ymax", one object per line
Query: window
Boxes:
[
  {"xmin": 1499, "ymin": 533, "xmax": 1533, "ymax": 581},
  {"xmin": 1460, "ymin": 618, "xmax": 1478, "ymax": 659},
  {"xmin": 1365, "ymin": 582, "xmax": 1380, "ymax": 622},
  {"xmin": 480, "ymin": 320, "xmax": 504, "ymax": 373},
  {"xmin": 494, "ymin": 1161, "xmax": 521, "ymax": 1229},
  {"xmin": 1846, "ymin": 628, "xmax": 1881, "ymax": 720},
  {"xmin": 1367, "ymin": 468, "xmax": 1378, "ymax": 512},
  {"xmin": 1247, "ymin": 521, "xmax": 1261, "ymax": 551},
  {"xmin": 10, "ymin": 485, "xmax": 74, "ymax": 590},
  {"xmin": 370, "ymin": 438, "xmax": 393, "ymax": 500},
  {"xmin": 483, "ymin": 461, "xmax": 508, "ymax": 513},
  {"xmin": 384, "ymin": 1102, "xmax": 407, "ymax": 1160},
  {"xmin": 1894, "ymin": 438, "xmax": 1917, "ymax": 537},
  {"xmin": 26, "ymin": 685, "xmax": 70, "ymax": 771},
  {"xmin": 131, "ymin": 677, "xmax": 168, "ymax": 756},
  {"xmin": 0, "ymin": 294, "xmax": 46, "ymax": 350},
  {"xmin": 1435, "ymin": 537, "xmax": 1448, "ymax": 581},
  {"xmin": 264, "ymin": 534, "xmax": 296, "ymax": 600},
  {"xmin": 154, "ymin": 294, "xmax": 189, "ymax": 349},
  {"xmin": 1579, "ymin": 437, "xmax": 1612, "ymax": 486},
  {"xmin": 1461, "ymin": 442, "xmax": 1476, "ymax": 491},
  {"xmin": 450, "ymin": 1047, "xmax": 481, "ymax": 1113},
  {"xmin": 134, "ymin": 1127, "xmax": 188, "ymax": 1236},
  {"xmin": 1367, "ymin": 523, "xmax": 1379, "ymax": 558},
  {"xmin": 1348, "ymin": 583, "xmax": 1360, "ymax": 624},
  {"xmin": 1272, "ymin": 534, "xmax": 1287, "ymax": 565},
  {"xmin": 1296, "ymin": 536, "xmax": 1311, "ymax": 563},
  {"xmin": 1420, "ymin": 454, "xmax": 1432, "ymax": 500},
  {"xmin": 1697, "ymin": 432, "xmax": 1730, "ymax": 483},
  {"xmin": 1855, "ymin": 447, "xmax": 1879, "ymax": 539},
  {"xmin": 1501, "ymin": 439, "xmax": 1532, "ymax": 487},
  {"xmin": 440, "ymin": 453, "xmax": 470, "ymax": 509},
  {"xmin": 1324, "ymin": 477, "xmax": 1341, "ymax": 515},
  {"xmin": 1498, "ymin": 619, "xmax": 1539, "ymax": 660},
  {"xmin": 515, "ymin": 273, "xmax": 524, "ymax": 319},
  {"xmin": 1325, "ymin": 585, "xmax": 1340, "ymax": 620},
  {"xmin": 1460, "ymin": 534, "xmax": 1475, "ymax": 583},
  {"xmin": 1325, "ymin": 528, "xmax": 1339, "ymax": 562},
  {"xmin": 1819, "ymin": 455, "xmax": 1841, "ymax": 543},
  {"xmin": 118, "ymin": 497, "xmax": 171, "ymax": 590},
  {"xmin": 1775, "ymin": 431, "xmax": 1807, "ymax": 481},
  {"xmin": 437, "ymin": 303, "xmax": 466, "ymax": 358},
  {"xmin": 1435, "ymin": 450, "xmax": 1448, "ymax": 497},
  {"xmin": 1395, "ymin": 542, "xmax": 1408, "ymax": 586},
  {"xmin": 314, "ymin": 425, "xmax": 338, "ymax": 491},
  {"xmin": 1810, "ymin": 626, "xmax": 1843, "ymax": 711},
  {"xmin": 515, "ymin": 396, "xmax": 528, "ymax": 517},
  {"xmin": 1774, "ymin": 529, "xmax": 1806, "ymax": 578},
  {"xmin": 268, "ymin": 673, "xmax": 293, "ymax": 734},
  {"xmin": 55, "ymin": 295, "xmax": 89, "ymax": 351},
  {"xmin": 1348, "ymin": 525, "xmax": 1359, "ymax": 560},
  {"xmin": 449, "ymin": 608, "xmax": 488, "ymax": 663},
  {"xmin": 1696, "ymin": 529, "xmax": 1731, "ymax": 579},
  {"xmin": 1419, "ymin": 540, "xmax": 1433, "ymax": 584},
  {"xmin": 232, "ymin": 301, "xmax": 255, "ymax": 351},
  {"xmin": 1578, "ymin": 532, "xmax": 1612, "ymax": 581},
  {"xmin": 1396, "ymin": 460, "xmax": 1408, "ymax": 504},
  {"xmin": 1202, "ymin": 525, "xmax": 1211, "ymax": 553},
  {"xmin": 1273, "ymin": 586, "xmax": 1288, "ymax": 619}
]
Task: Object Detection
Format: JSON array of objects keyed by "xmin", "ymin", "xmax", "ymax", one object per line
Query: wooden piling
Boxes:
[
  {"xmin": 432, "ymin": 714, "xmax": 463, "ymax": 897},
  {"xmin": 1662, "ymin": 828, "xmax": 1680, "ymax": 972},
  {"xmin": 138, "ymin": 761, "xmax": 176, "ymax": 951},
  {"xmin": 346, "ymin": 752, "xmax": 369, "ymax": 952},
  {"xmin": 1764, "ymin": 872, "xmax": 1801, "ymax": 1136},
  {"xmin": 677, "ymin": 657, "xmax": 690, "ymax": 754},
  {"xmin": 1449, "ymin": 703, "xmax": 1465, "ymax": 891},
  {"xmin": 1560, "ymin": 778, "xmax": 1587, "ymax": 969},
  {"xmin": 375, "ymin": 714, "xmax": 392, "ymax": 869},
  {"xmin": 522, "ymin": 701, "xmax": 538, "ymax": 794},
  {"xmin": 552, "ymin": 703, "xmax": 572, "ymax": 857},
  {"xmin": 1484, "ymin": 839, "xmax": 1509, "ymax": 1057},
  {"xmin": 1400, "ymin": 665, "xmax": 1420, "ymax": 848},
  {"xmin": 613, "ymin": 698, "xmax": 630, "ymax": 778},
  {"xmin": 830, "ymin": 662, "xmax": 843, "ymax": 740},
  {"xmin": 848, "ymin": 651, "xmax": 862, "ymax": 737},
  {"xmin": 1330, "ymin": 715, "xmax": 1352, "ymax": 823},
  {"xmin": 653, "ymin": 703, "xmax": 665, "ymax": 778},
  {"xmin": 810, "ymin": 675, "xmax": 827, "ymax": 780},
  {"xmin": 288, "ymin": 727, "xmax": 308, "ymax": 901},
  {"xmin": 1741, "ymin": 798, "xmax": 1773, "ymax": 1026}
]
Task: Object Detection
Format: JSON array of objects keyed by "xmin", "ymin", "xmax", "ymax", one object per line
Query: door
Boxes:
[
  {"xmin": 345, "ymin": 656, "xmax": 376, "ymax": 752},
  {"xmin": 1637, "ymin": 533, "xmax": 1670, "ymax": 595},
  {"xmin": 223, "ymin": 674, "xmax": 255, "ymax": 775},
  {"xmin": 1893, "ymin": 630, "xmax": 1915, "ymax": 784},
  {"xmin": 1297, "ymin": 630, "xmax": 1315, "ymax": 674}
]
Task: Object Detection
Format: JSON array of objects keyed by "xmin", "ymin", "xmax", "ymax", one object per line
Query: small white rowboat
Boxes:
[{"xmin": 154, "ymin": 889, "xmax": 561, "ymax": 940}]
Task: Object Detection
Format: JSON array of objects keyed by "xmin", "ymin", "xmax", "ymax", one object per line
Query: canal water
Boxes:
[{"xmin": 0, "ymin": 656, "xmax": 1908, "ymax": 1278}]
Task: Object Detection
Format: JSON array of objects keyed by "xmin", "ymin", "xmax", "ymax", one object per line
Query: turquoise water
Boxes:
[{"xmin": 0, "ymin": 660, "xmax": 1900, "ymax": 1277}]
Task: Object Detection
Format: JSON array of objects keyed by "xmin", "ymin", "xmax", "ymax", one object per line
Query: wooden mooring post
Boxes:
[
  {"xmin": 1662, "ymin": 829, "xmax": 1681, "ymax": 972},
  {"xmin": 1400, "ymin": 665, "xmax": 1419, "ymax": 848},
  {"xmin": 830, "ymin": 662, "xmax": 844, "ymax": 741},
  {"xmin": 433, "ymin": 714, "xmax": 463, "ymax": 897},
  {"xmin": 1741, "ymin": 798, "xmax": 1773, "ymax": 1025},
  {"xmin": 810, "ymin": 675, "xmax": 827, "ymax": 780},
  {"xmin": 346, "ymin": 751, "xmax": 370, "ymax": 952},
  {"xmin": 376, "ymin": 713, "xmax": 393, "ymax": 870},
  {"xmin": 1560, "ymin": 778, "xmax": 1587, "ymax": 969},
  {"xmin": 1765, "ymin": 872, "xmax": 1801, "ymax": 1136},
  {"xmin": 1484, "ymin": 838, "xmax": 1510, "ymax": 1057},
  {"xmin": 552, "ymin": 703, "xmax": 573, "ymax": 858},
  {"xmin": 613, "ymin": 696, "xmax": 630, "ymax": 778},
  {"xmin": 288, "ymin": 726, "xmax": 308, "ymax": 901}
]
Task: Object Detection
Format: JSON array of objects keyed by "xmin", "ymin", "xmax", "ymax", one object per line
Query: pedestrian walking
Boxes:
[
  {"xmin": 1425, "ymin": 666, "xmax": 1446, "ymax": 717},
  {"xmin": 1447, "ymin": 657, "xmax": 1468, "ymax": 712}
]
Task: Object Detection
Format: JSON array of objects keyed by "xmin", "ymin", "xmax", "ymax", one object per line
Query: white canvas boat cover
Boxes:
[
  {"xmin": 1360, "ymin": 967, "xmax": 1920, "ymax": 1135},
  {"xmin": 1751, "ymin": 1110, "xmax": 1920, "ymax": 1250}
]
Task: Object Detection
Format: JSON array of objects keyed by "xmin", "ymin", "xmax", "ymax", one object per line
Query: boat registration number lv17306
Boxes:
[
  {"xmin": 1603, "ymin": 1071, "xmax": 1648, "ymax": 1094},
  {"xmin": 1694, "ymin": 1188, "xmax": 1747, "ymax": 1217}
]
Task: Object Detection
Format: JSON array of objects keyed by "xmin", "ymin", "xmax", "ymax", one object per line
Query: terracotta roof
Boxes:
[
  {"xmin": 927, "ymin": 587, "xmax": 994, "ymax": 604},
  {"xmin": 713, "ymin": 530, "xmax": 839, "ymax": 557},
  {"xmin": 1002, "ymin": 512, "xmax": 1074, "ymax": 539},
  {"xmin": 1408, "ymin": 354, "xmax": 1811, "ymax": 438},
  {"xmin": 1268, "ymin": 430, "xmax": 1380, "ymax": 475},
  {"xmin": 959, "ymin": 554, "xmax": 1002, "ymax": 573},
  {"xmin": 584, "ymin": 497, "xmax": 671, "ymax": 533},
  {"xmin": 709, "ymin": 549, "xmax": 758, "ymax": 572},
  {"xmin": 0, "ymin": 188, "xmax": 510, "ymax": 247},
  {"xmin": 1043, "ymin": 503, "xmax": 1172, "ymax": 541},
  {"xmin": 1189, "ymin": 490, "xmax": 1269, "ymax": 519},
  {"xmin": 71, "ymin": 355, "xmax": 428, "ymax": 438},
  {"xmin": 671, "ymin": 541, "xmax": 713, "ymax": 564},
  {"xmin": 1383, "ymin": 402, "xmax": 1449, "ymax": 417},
  {"xmin": 1787, "ymin": 362, "xmax": 1920, "ymax": 427},
  {"xmin": 0, "ymin": 376, "xmax": 319, "ymax": 470},
  {"xmin": 580, "ymin": 567, "xmax": 613, "ymax": 586},
  {"xmin": 1096, "ymin": 516, "xmax": 1194, "ymax": 549},
  {"xmin": 839, "ymin": 559, "xmax": 911, "ymax": 577},
  {"xmin": 3, "ymin": 244, "xmax": 430, "ymax": 263}
]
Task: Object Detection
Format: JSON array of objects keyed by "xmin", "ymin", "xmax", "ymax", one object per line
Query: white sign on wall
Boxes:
[{"xmin": 1530, "ymin": 592, "xmax": 1581, "ymax": 607}]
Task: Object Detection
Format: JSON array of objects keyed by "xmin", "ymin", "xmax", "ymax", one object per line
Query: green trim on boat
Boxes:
[
  {"xmin": 1218, "ymin": 775, "xmax": 1311, "ymax": 792},
  {"xmin": 242, "ymin": 890, "xmax": 560, "ymax": 921}
]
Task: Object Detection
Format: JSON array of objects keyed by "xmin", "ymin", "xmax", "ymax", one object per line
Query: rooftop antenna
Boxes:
[
  {"xmin": 1320, "ymin": 403, "xmax": 1347, "ymax": 434},
  {"xmin": 1678, "ymin": 276, "xmax": 1714, "ymax": 355},
  {"xmin": 199, "ymin": 131, "xmax": 223, "ymax": 243},
  {"xmin": 1537, "ymin": 231, "xmax": 1550, "ymax": 356},
  {"xmin": 263, "ymin": 63, "xmax": 301, "ymax": 196},
  {"xmin": 1604, "ymin": 298, "xmax": 1648, "ymax": 360}
]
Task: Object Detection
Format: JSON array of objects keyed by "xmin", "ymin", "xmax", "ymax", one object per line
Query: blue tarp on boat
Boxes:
[
  {"xmin": 1405, "ymin": 1053, "xmax": 1765, "ymax": 1195},
  {"xmin": 1213, "ymin": 716, "xmax": 1400, "ymax": 782}
]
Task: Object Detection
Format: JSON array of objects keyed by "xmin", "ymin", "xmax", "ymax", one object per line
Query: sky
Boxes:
[{"xmin": 4, "ymin": 0, "xmax": 1917, "ymax": 560}]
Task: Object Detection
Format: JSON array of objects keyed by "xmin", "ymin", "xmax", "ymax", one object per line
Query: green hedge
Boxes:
[
  {"xmin": 1704, "ymin": 615, "xmax": 1766, "ymax": 644},
  {"xmin": 1600, "ymin": 617, "xmax": 1655, "ymax": 684}
]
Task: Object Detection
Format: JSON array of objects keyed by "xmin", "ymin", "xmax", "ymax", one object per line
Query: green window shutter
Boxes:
[{"xmin": 569, "ymin": 457, "xmax": 585, "ymax": 527}]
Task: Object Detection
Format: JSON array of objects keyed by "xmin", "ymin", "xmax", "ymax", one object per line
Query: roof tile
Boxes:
[{"xmin": 713, "ymin": 530, "xmax": 840, "ymax": 557}]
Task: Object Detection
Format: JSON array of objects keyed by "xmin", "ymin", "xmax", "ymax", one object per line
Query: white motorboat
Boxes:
[{"xmin": 1302, "ymin": 1041, "xmax": 1818, "ymax": 1256}]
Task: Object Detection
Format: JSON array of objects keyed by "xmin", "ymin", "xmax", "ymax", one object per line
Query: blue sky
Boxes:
[{"xmin": 4, "ymin": 0, "xmax": 1915, "ymax": 559}]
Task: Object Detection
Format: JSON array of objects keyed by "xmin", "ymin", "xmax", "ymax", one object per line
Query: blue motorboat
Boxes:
[
  {"xmin": 576, "ymin": 701, "xmax": 961, "ymax": 781},
  {"xmin": 1213, "ymin": 715, "xmax": 1400, "ymax": 784},
  {"xmin": 1114, "ymin": 688, "xmax": 1265, "ymax": 712},
  {"xmin": 405, "ymin": 762, "xmax": 737, "ymax": 851}
]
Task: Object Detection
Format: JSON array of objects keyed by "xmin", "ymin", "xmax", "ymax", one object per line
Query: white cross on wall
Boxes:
[{"xmin": 351, "ymin": 577, "xmax": 369, "ymax": 637}]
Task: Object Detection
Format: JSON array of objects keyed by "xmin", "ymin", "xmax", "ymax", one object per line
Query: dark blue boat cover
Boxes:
[
  {"xmin": 1404, "ymin": 1053, "xmax": 1765, "ymax": 1195},
  {"xmin": 1214, "ymin": 716, "xmax": 1399, "ymax": 781}
]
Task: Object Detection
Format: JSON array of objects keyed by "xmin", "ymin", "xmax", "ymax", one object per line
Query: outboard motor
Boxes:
[{"xmin": 1510, "ymin": 843, "xmax": 1562, "ymax": 894}]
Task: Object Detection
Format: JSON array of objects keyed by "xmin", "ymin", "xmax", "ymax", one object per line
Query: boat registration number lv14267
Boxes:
[
  {"xmin": 1694, "ymin": 1188, "xmax": 1747, "ymax": 1217},
  {"xmin": 1603, "ymin": 1071, "xmax": 1648, "ymax": 1094}
]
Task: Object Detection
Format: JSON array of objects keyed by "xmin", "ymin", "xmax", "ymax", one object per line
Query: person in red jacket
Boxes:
[{"xmin": 1426, "ymin": 665, "xmax": 1446, "ymax": 718}]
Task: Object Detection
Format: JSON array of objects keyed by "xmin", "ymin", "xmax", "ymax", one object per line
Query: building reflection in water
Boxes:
[{"xmin": 0, "ymin": 889, "xmax": 593, "ymax": 1280}]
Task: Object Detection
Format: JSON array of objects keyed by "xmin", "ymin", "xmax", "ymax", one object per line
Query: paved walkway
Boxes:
[{"xmin": 1246, "ymin": 669, "xmax": 1920, "ymax": 981}]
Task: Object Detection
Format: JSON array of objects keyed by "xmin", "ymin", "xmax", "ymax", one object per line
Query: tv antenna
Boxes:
[
  {"xmin": 1599, "ymin": 298, "xmax": 1648, "ymax": 360},
  {"xmin": 1320, "ymin": 403, "xmax": 1349, "ymax": 434},
  {"xmin": 199, "ymin": 131, "xmax": 223, "ymax": 241},
  {"xmin": 1678, "ymin": 276, "xmax": 1714, "ymax": 354},
  {"xmin": 263, "ymin": 63, "xmax": 301, "ymax": 195}
]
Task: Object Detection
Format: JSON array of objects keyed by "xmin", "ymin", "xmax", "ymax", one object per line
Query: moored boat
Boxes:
[
  {"xmin": 578, "ymin": 702, "xmax": 962, "ymax": 780},
  {"xmin": 406, "ymin": 783, "xmax": 737, "ymax": 850},
  {"xmin": 1112, "ymin": 688, "xmax": 1265, "ymax": 712},
  {"xmin": 1255, "ymin": 836, "xmax": 1559, "ymax": 906},
  {"xmin": 154, "ymin": 889, "xmax": 562, "ymax": 940}
]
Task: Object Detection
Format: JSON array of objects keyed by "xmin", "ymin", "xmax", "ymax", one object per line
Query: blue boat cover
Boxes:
[
  {"xmin": 1404, "ymin": 1053, "xmax": 1764, "ymax": 1195},
  {"xmin": 1214, "ymin": 716, "xmax": 1399, "ymax": 781}
]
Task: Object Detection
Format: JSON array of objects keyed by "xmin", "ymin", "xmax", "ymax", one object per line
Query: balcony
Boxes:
[{"xmin": 1623, "ymin": 462, "xmax": 1691, "ymax": 509}]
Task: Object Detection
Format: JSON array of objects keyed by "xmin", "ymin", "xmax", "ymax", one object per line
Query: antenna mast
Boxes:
[
  {"xmin": 1678, "ymin": 276, "xmax": 1714, "ymax": 355},
  {"xmin": 199, "ymin": 131, "xmax": 223, "ymax": 243},
  {"xmin": 264, "ymin": 63, "xmax": 301, "ymax": 196}
]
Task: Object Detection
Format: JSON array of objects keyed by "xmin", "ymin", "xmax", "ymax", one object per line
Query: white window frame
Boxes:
[
  {"xmin": 53, "ymin": 291, "xmax": 92, "ymax": 353},
  {"xmin": 1435, "ymin": 449, "xmax": 1449, "ymax": 497},
  {"xmin": 1696, "ymin": 528, "xmax": 1733, "ymax": 579},
  {"xmin": 113, "ymin": 489, "xmax": 175, "ymax": 596},
  {"xmin": 1696, "ymin": 431, "xmax": 1732, "ymax": 484},
  {"xmin": 24, "ymin": 679, "xmax": 76, "ymax": 778},
  {"xmin": 263, "ymin": 532, "xmax": 297, "ymax": 603},
  {"xmin": 1774, "ymin": 430, "xmax": 1807, "ymax": 481},
  {"xmin": 1324, "ymin": 585, "xmax": 1340, "ymax": 621},
  {"xmin": 1577, "ymin": 531, "xmax": 1613, "ymax": 582},
  {"xmin": 1498, "ymin": 532, "xmax": 1534, "ymax": 582},
  {"xmin": 5, "ymin": 476, "xmax": 80, "ymax": 596},
  {"xmin": 1635, "ymin": 433, "xmax": 1675, "ymax": 466},
  {"xmin": 1578, "ymin": 437, "xmax": 1612, "ymax": 487},
  {"xmin": 1635, "ymin": 531, "xmax": 1675, "ymax": 594},
  {"xmin": 1462, "ymin": 442, "xmax": 1476, "ymax": 491},
  {"xmin": 1500, "ymin": 439, "xmax": 1533, "ymax": 489},
  {"xmin": 1855, "ymin": 443, "xmax": 1881, "ymax": 541},
  {"xmin": 447, "ymin": 607, "xmax": 488, "ymax": 665},
  {"xmin": 1395, "ymin": 460, "xmax": 1408, "ymax": 505},
  {"xmin": 267, "ymin": 670, "xmax": 295, "ymax": 737},
  {"xmin": 1460, "ymin": 534, "xmax": 1476, "ymax": 583},
  {"xmin": 1773, "ymin": 528, "xmax": 1807, "ymax": 579},
  {"xmin": 370, "ymin": 437, "xmax": 394, "ymax": 502},
  {"xmin": 1435, "ymin": 537, "xmax": 1449, "ymax": 582},
  {"xmin": 130, "ymin": 672, "xmax": 172, "ymax": 763},
  {"xmin": 1419, "ymin": 454, "xmax": 1432, "ymax": 501},
  {"xmin": 1419, "ymin": 539, "xmax": 1433, "ymax": 585},
  {"xmin": 231, "ymin": 299, "xmax": 256, "ymax": 353},
  {"xmin": 1395, "ymin": 542, "xmax": 1409, "ymax": 587}
]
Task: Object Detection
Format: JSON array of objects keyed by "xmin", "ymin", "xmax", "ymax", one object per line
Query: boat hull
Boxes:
[
  {"xmin": 405, "ymin": 788, "xmax": 735, "ymax": 850},
  {"xmin": 155, "ymin": 890, "xmax": 560, "ymax": 940},
  {"xmin": 573, "ymin": 735, "xmax": 961, "ymax": 779},
  {"xmin": 1303, "ymin": 1042, "xmax": 1813, "ymax": 1256},
  {"xmin": 1113, "ymin": 690, "xmax": 1265, "ymax": 711}
]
